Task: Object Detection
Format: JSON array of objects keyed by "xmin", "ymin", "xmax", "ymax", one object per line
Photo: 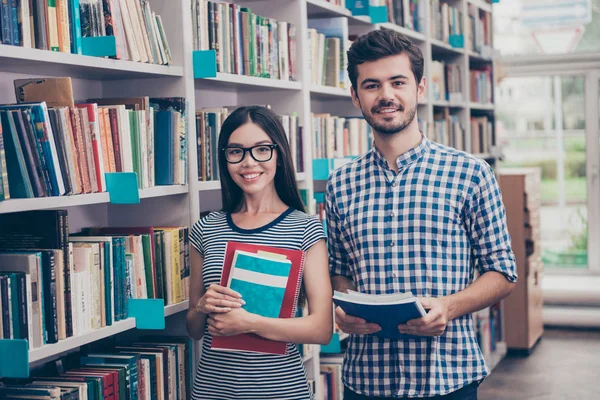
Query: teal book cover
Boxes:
[{"xmin": 227, "ymin": 251, "xmax": 292, "ymax": 319}]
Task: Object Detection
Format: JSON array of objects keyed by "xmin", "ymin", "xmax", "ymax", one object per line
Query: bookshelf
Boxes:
[{"xmin": 0, "ymin": 0, "xmax": 501, "ymax": 399}]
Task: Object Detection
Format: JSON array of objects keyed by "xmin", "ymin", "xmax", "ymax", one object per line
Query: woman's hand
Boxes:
[
  {"xmin": 207, "ymin": 307, "xmax": 259, "ymax": 336},
  {"xmin": 195, "ymin": 284, "xmax": 245, "ymax": 314}
]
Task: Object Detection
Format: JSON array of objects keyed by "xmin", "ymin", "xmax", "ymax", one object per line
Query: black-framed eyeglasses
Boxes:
[{"xmin": 222, "ymin": 144, "xmax": 278, "ymax": 164}]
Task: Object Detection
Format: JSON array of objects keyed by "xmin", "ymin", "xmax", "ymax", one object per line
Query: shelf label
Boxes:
[
  {"xmin": 128, "ymin": 298, "xmax": 165, "ymax": 329},
  {"xmin": 105, "ymin": 172, "xmax": 140, "ymax": 204},
  {"xmin": 193, "ymin": 50, "xmax": 217, "ymax": 78},
  {"xmin": 82, "ymin": 36, "xmax": 118, "ymax": 58},
  {"xmin": 0, "ymin": 339, "xmax": 29, "ymax": 378}
]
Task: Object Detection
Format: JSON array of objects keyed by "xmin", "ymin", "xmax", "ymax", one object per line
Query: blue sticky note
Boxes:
[
  {"xmin": 193, "ymin": 50, "xmax": 217, "ymax": 78},
  {"xmin": 312, "ymin": 159, "xmax": 335, "ymax": 180},
  {"xmin": 449, "ymin": 35, "xmax": 465, "ymax": 49},
  {"xmin": 369, "ymin": 6, "xmax": 389, "ymax": 23},
  {"xmin": 105, "ymin": 172, "xmax": 140, "ymax": 204},
  {"xmin": 82, "ymin": 36, "xmax": 117, "ymax": 57},
  {"xmin": 128, "ymin": 298, "xmax": 165, "ymax": 329},
  {"xmin": 321, "ymin": 333, "xmax": 341, "ymax": 354},
  {"xmin": 0, "ymin": 339, "xmax": 29, "ymax": 378}
]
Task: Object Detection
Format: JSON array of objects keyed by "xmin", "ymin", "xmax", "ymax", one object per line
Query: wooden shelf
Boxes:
[
  {"xmin": 0, "ymin": 185, "xmax": 188, "ymax": 214},
  {"xmin": 29, "ymin": 300, "xmax": 189, "ymax": 364},
  {"xmin": 0, "ymin": 44, "xmax": 183, "ymax": 80},
  {"xmin": 197, "ymin": 73, "xmax": 303, "ymax": 91}
]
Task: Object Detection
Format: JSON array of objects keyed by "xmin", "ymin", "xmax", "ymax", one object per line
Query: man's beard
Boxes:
[{"xmin": 361, "ymin": 100, "xmax": 417, "ymax": 136}]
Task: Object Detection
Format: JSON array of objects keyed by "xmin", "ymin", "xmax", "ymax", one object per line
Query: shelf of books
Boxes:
[{"xmin": 0, "ymin": 0, "xmax": 503, "ymax": 398}]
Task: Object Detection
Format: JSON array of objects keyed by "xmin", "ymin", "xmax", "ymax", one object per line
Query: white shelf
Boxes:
[
  {"xmin": 468, "ymin": 0, "xmax": 493, "ymax": 13},
  {"xmin": 29, "ymin": 319, "xmax": 136, "ymax": 364},
  {"xmin": 165, "ymin": 299, "xmax": 190, "ymax": 316},
  {"xmin": 469, "ymin": 102, "xmax": 495, "ymax": 111},
  {"xmin": 306, "ymin": 0, "xmax": 351, "ymax": 18},
  {"xmin": 0, "ymin": 44, "xmax": 184, "ymax": 79},
  {"xmin": 302, "ymin": 353, "xmax": 314, "ymax": 363},
  {"xmin": 296, "ymin": 173, "xmax": 307, "ymax": 182},
  {"xmin": 139, "ymin": 185, "xmax": 189, "ymax": 199},
  {"xmin": 28, "ymin": 300, "xmax": 189, "ymax": 364},
  {"xmin": 431, "ymin": 39, "xmax": 465, "ymax": 55},
  {"xmin": 197, "ymin": 180, "xmax": 221, "ymax": 191},
  {"xmin": 197, "ymin": 73, "xmax": 303, "ymax": 91},
  {"xmin": 486, "ymin": 341, "xmax": 507, "ymax": 372},
  {"xmin": 432, "ymin": 100, "xmax": 465, "ymax": 108},
  {"xmin": 0, "ymin": 185, "xmax": 188, "ymax": 214},
  {"xmin": 468, "ymin": 50, "xmax": 493, "ymax": 62},
  {"xmin": 377, "ymin": 23, "xmax": 427, "ymax": 43},
  {"xmin": 310, "ymin": 84, "xmax": 351, "ymax": 99}
]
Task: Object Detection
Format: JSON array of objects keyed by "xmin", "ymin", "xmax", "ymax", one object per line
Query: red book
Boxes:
[{"xmin": 211, "ymin": 241, "xmax": 306, "ymax": 355}]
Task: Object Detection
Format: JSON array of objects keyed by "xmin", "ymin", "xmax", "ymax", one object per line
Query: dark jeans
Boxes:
[{"xmin": 343, "ymin": 381, "xmax": 479, "ymax": 400}]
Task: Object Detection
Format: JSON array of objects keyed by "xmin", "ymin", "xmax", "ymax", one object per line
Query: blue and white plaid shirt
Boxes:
[{"xmin": 326, "ymin": 134, "xmax": 517, "ymax": 398}]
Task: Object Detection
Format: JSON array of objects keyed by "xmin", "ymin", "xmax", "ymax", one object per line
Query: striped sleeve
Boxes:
[
  {"xmin": 301, "ymin": 215, "xmax": 326, "ymax": 251},
  {"xmin": 190, "ymin": 218, "xmax": 205, "ymax": 257}
]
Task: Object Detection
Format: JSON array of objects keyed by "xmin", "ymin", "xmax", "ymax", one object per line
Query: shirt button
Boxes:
[
  {"xmin": 389, "ymin": 212, "xmax": 395, "ymax": 218},
  {"xmin": 392, "ymin": 182, "xmax": 398, "ymax": 187},
  {"xmin": 389, "ymin": 242, "xmax": 395, "ymax": 247},
  {"xmin": 393, "ymin": 273, "xmax": 398, "ymax": 278}
]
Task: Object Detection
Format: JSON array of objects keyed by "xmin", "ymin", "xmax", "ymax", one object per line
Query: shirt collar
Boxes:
[{"xmin": 370, "ymin": 133, "xmax": 431, "ymax": 171}]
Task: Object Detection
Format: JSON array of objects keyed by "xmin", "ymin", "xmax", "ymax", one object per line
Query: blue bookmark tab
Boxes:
[
  {"xmin": 321, "ymin": 333, "xmax": 342, "ymax": 354},
  {"xmin": 369, "ymin": 6, "xmax": 389, "ymax": 23},
  {"xmin": 449, "ymin": 35, "xmax": 465, "ymax": 49},
  {"xmin": 193, "ymin": 50, "xmax": 218, "ymax": 78},
  {"xmin": 105, "ymin": 172, "xmax": 140, "ymax": 204},
  {"xmin": 82, "ymin": 36, "xmax": 118, "ymax": 58},
  {"xmin": 0, "ymin": 339, "xmax": 29, "ymax": 378},
  {"xmin": 128, "ymin": 298, "xmax": 165, "ymax": 330}
]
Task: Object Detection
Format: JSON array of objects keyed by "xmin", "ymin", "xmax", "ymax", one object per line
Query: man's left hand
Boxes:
[{"xmin": 398, "ymin": 297, "xmax": 450, "ymax": 337}]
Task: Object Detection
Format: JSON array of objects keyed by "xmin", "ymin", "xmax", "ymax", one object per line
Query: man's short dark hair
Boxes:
[{"xmin": 347, "ymin": 28, "xmax": 424, "ymax": 90}]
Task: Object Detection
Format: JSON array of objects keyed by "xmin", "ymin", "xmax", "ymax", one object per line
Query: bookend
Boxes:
[
  {"xmin": 346, "ymin": 1, "xmax": 388, "ymax": 24},
  {"xmin": 82, "ymin": 36, "xmax": 118, "ymax": 58},
  {"xmin": 192, "ymin": 50, "xmax": 218, "ymax": 78},
  {"xmin": 0, "ymin": 339, "xmax": 29, "ymax": 378},
  {"xmin": 127, "ymin": 298, "xmax": 166, "ymax": 330},
  {"xmin": 105, "ymin": 172, "xmax": 141, "ymax": 204}
]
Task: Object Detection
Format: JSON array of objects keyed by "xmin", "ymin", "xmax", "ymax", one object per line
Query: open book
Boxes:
[{"xmin": 333, "ymin": 290, "xmax": 427, "ymax": 339}]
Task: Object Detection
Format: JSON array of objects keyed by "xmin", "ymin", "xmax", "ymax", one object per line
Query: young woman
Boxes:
[{"xmin": 186, "ymin": 106, "xmax": 333, "ymax": 400}]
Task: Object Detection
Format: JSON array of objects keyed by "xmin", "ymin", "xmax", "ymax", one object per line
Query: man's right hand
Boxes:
[
  {"xmin": 196, "ymin": 284, "xmax": 245, "ymax": 314},
  {"xmin": 335, "ymin": 306, "xmax": 381, "ymax": 335}
]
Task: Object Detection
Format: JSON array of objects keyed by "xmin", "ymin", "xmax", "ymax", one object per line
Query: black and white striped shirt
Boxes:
[{"xmin": 189, "ymin": 208, "xmax": 326, "ymax": 400}]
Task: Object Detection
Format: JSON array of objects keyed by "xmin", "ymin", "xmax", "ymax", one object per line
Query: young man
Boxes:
[{"xmin": 326, "ymin": 29, "xmax": 518, "ymax": 400}]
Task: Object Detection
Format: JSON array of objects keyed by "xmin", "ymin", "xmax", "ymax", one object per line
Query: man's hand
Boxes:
[
  {"xmin": 398, "ymin": 297, "xmax": 450, "ymax": 337},
  {"xmin": 335, "ymin": 306, "xmax": 381, "ymax": 335}
]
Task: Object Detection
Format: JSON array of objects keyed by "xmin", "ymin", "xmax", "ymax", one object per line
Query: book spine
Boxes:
[{"xmin": 69, "ymin": 0, "xmax": 83, "ymax": 54}]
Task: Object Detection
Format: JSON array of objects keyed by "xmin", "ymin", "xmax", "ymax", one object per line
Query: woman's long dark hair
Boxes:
[{"xmin": 218, "ymin": 106, "xmax": 305, "ymax": 213}]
